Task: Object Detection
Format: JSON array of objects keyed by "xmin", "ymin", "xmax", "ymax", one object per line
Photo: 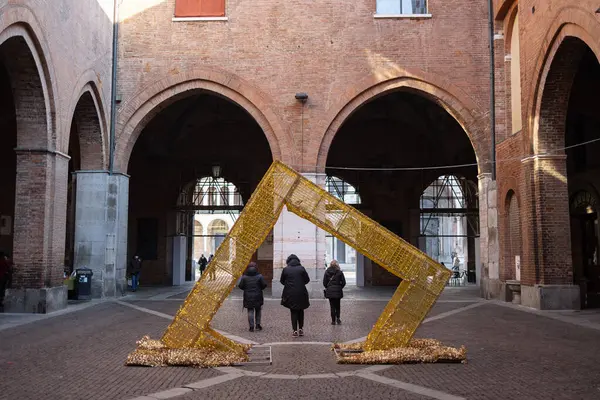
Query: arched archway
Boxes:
[
  {"xmin": 126, "ymin": 88, "xmax": 274, "ymax": 286},
  {"xmin": 115, "ymin": 71, "xmax": 293, "ymax": 172},
  {"xmin": 503, "ymin": 190, "xmax": 522, "ymax": 282},
  {"xmin": 208, "ymin": 219, "xmax": 229, "ymax": 255},
  {"xmin": 524, "ymin": 20, "xmax": 600, "ymax": 309},
  {"xmin": 64, "ymin": 88, "xmax": 107, "ymax": 274},
  {"xmin": 0, "ymin": 20, "xmax": 67, "ymax": 311},
  {"xmin": 325, "ymin": 87, "xmax": 480, "ymax": 287},
  {"xmin": 317, "ymin": 73, "xmax": 488, "ymax": 172}
]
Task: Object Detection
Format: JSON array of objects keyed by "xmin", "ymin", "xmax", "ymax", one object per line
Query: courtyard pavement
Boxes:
[{"xmin": 1, "ymin": 285, "xmax": 600, "ymax": 400}]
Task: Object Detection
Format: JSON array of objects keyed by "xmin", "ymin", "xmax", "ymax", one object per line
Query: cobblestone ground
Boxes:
[{"xmin": 1, "ymin": 286, "xmax": 599, "ymax": 400}]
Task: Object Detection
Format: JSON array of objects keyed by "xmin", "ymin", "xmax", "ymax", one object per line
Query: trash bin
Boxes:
[{"xmin": 75, "ymin": 268, "xmax": 93, "ymax": 300}]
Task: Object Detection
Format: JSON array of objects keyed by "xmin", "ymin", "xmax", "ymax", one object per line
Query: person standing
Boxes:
[
  {"xmin": 128, "ymin": 255, "xmax": 143, "ymax": 292},
  {"xmin": 323, "ymin": 260, "xmax": 346, "ymax": 325},
  {"xmin": 198, "ymin": 254, "xmax": 208, "ymax": 276},
  {"xmin": 280, "ymin": 254, "xmax": 310, "ymax": 337},
  {"xmin": 238, "ymin": 262, "xmax": 267, "ymax": 332},
  {"xmin": 0, "ymin": 252, "xmax": 10, "ymax": 310},
  {"xmin": 207, "ymin": 254, "xmax": 215, "ymax": 280}
]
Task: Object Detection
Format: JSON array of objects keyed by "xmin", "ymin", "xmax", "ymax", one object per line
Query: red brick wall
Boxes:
[
  {"xmin": 115, "ymin": 0, "xmax": 492, "ymax": 170},
  {"xmin": 494, "ymin": 1, "xmax": 600, "ymax": 287},
  {"xmin": 1, "ymin": 1, "xmax": 113, "ymax": 290}
]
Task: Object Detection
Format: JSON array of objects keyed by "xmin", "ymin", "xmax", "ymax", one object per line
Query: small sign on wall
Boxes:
[
  {"xmin": 515, "ymin": 255, "xmax": 521, "ymax": 281},
  {"xmin": 0, "ymin": 215, "xmax": 11, "ymax": 236}
]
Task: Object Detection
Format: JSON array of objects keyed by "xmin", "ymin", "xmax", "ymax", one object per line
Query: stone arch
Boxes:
[
  {"xmin": 115, "ymin": 68, "xmax": 293, "ymax": 172},
  {"xmin": 0, "ymin": 14, "xmax": 57, "ymax": 149},
  {"xmin": 502, "ymin": 188, "xmax": 522, "ymax": 281},
  {"xmin": 69, "ymin": 83, "xmax": 107, "ymax": 170},
  {"xmin": 505, "ymin": 4, "xmax": 523, "ymax": 135},
  {"xmin": 528, "ymin": 7, "xmax": 600, "ymax": 154},
  {"xmin": 316, "ymin": 70, "xmax": 489, "ymax": 173}
]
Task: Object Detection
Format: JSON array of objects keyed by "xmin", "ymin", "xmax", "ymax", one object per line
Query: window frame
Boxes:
[
  {"xmin": 173, "ymin": 0, "xmax": 228, "ymax": 22},
  {"xmin": 374, "ymin": 0, "xmax": 432, "ymax": 18}
]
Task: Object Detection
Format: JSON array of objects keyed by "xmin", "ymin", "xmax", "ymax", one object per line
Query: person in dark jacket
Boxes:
[
  {"xmin": 0, "ymin": 251, "xmax": 10, "ymax": 309},
  {"xmin": 127, "ymin": 255, "xmax": 142, "ymax": 292},
  {"xmin": 323, "ymin": 259, "xmax": 346, "ymax": 325},
  {"xmin": 238, "ymin": 262, "xmax": 267, "ymax": 332},
  {"xmin": 198, "ymin": 254, "xmax": 208, "ymax": 276},
  {"xmin": 280, "ymin": 254, "xmax": 310, "ymax": 337}
]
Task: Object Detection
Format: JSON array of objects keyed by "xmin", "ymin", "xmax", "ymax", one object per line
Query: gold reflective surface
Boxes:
[{"xmin": 128, "ymin": 161, "xmax": 452, "ymax": 366}]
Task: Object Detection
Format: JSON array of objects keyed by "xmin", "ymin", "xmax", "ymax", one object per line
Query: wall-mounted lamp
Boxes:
[
  {"xmin": 295, "ymin": 92, "xmax": 308, "ymax": 103},
  {"xmin": 211, "ymin": 165, "xmax": 221, "ymax": 178}
]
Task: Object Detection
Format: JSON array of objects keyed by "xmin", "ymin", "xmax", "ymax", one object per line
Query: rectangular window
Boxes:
[
  {"xmin": 376, "ymin": 0, "xmax": 427, "ymax": 15},
  {"xmin": 175, "ymin": 0, "xmax": 225, "ymax": 18}
]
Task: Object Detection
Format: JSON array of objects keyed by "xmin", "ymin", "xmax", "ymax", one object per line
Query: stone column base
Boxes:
[
  {"xmin": 521, "ymin": 284, "xmax": 581, "ymax": 310},
  {"xmin": 4, "ymin": 286, "xmax": 67, "ymax": 313},
  {"xmin": 480, "ymin": 277, "xmax": 504, "ymax": 300},
  {"xmin": 271, "ymin": 280, "xmax": 325, "ymax": 299}
]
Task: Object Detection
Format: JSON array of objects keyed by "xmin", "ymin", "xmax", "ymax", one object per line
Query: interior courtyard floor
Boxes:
[{"xmin": 1, "ymin": 285, "xmax": 599, "ymax": 399}]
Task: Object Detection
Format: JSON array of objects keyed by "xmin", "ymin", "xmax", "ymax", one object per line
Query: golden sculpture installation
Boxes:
[{"xmin": 126, "ymin": 161, "xmax": 466, "ymax": 367}]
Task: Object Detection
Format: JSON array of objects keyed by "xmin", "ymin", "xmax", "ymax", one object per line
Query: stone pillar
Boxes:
[
  {"xmin": 172, "ymin": 235, "xmax": 186, "ymax": 286},
  {"xmin": 519, "ymin": 155, "xmax": 580, "ymax": 310},
  {"xmin": 272, "ymin": 173, "xmax": 327, "ymax": 297},
  {"xmin": 479, "ymin": 173, "xmax": 502, "ymax": 299},
  {"xmin": 5, "ymin": 150, "xmax": 70, "ymax": 313},
  {"xmin": 71, "ymin": 171, "xmax": 129, "ymax": 298},
  {"xmin": 356, "ymin": 253, "xmax": 365, "ymax": 287}
]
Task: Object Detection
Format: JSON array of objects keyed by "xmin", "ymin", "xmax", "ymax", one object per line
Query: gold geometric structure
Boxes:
[{"xmin": 127, "ymin": 160, "xmax": 454, "ymax": 366}]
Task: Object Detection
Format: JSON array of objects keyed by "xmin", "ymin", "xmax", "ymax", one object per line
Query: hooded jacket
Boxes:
[
  {"xmin": 238, "ymin": 264, "xmax": 267, "ymax": 309},
  {"xmin": 280, "ymin": 254, "xmax": 310, "ymax": 310}
]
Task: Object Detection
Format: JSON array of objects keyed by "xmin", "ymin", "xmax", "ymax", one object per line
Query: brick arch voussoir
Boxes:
[
  {"xmin": 0, "ymin": 5, "xmax": 58, "ymax": 149},
  {"xmin": 115, "ymin": 69, "xmax": 292, "ymax": 173},
  {"xmin": 527, "ymin": 7, "xmax": 600, "ymax": 154},
  {"xmin": 316, "ymin": 70, "xmax": 489, "ymax": 173}
]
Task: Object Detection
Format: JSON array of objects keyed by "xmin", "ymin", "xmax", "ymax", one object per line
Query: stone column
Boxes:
[
  {"xmin": 272, "ymin": 173, "xmax": 327, "ymax": 297},
  {"xmin": 519, "ymin": 155, "xmax": 579, "ymax": 309},
  {"xmin": 71, "ymin": 171, "xmax": 129, "ymax": 298},
  {"xmin": 479, "ymin": 173, "xmax": 502, "ymax": 299},
  {"xmin": 172, "ymin": 235, "xmax": 186, "ymax": 286},
  {"xmin": 5, "ymin": 149, "xmax": 70, "ymax": 313}
]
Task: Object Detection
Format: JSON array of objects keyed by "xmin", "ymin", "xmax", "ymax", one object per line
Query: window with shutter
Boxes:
[{"xmin": 175, "ymin": 0, "xmax": 225, "ymax": 18}]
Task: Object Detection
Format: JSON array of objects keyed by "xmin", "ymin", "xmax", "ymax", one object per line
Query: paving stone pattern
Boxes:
[
  {"xmin": 383, "ymin": 304, "xmax": 600, "ymax": 399},
  {"xmin": 0, "ymin": 303, "xmax": 220, "ymax": 400},
  {"xmin": 129, "ymin": 298, "xmax": 473, "ymax": 344},
  {"xmin": 1, "ymin": 287, "xmax": 600, "ymax": 400},
  {"xmin": 177, "ymin": 375, "xmax": 430, "ymax": 400}
]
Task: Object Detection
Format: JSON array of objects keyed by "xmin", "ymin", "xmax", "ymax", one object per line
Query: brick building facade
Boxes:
[{"xmin": 0, "ymin": 0, "xmax": 598, "ymax": 312}]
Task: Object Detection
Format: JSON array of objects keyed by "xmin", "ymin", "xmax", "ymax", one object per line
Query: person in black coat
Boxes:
[
  {"xmin": 198, "ymin": 254, "xmax": 208, "ymax": 276},
  {"xmin": 323, "ymin": 259, "xmax": 346, "ymax": 325},
  {"xmin": 238, "ymin": 262, "xmax": 267, "ymax": 332},
  {"xmin": 280, "ymin": 254, "xmax": 310, "ymax": 337}
]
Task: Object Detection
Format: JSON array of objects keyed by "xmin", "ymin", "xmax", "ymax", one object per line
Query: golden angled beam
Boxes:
[{"xmin": 161, "ymin": 161, "xmax": 450, "ymax": 352}]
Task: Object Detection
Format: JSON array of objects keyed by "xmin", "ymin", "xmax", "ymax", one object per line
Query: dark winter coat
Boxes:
[
  {"xmin": 238, "ymin": 266, "xmax": 267, "ymax": 309},
  {"xmin": 323, "ymin": 266, "xmax": 346, "ymax": 299},
  {"xmin": 198, "ymin": 256, "xmax": 208, "ymax": 271},
  {"xmin": 128, "ymin": 257, "xmax": 142, "ymax": 275},
  {"xmin": 280, "ymin": 255, "xmax": 310, "ymax": 310}
]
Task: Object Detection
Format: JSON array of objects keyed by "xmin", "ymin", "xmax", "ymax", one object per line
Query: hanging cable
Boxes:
[{"xmin": 287, "ymin": 136, "xmax": 600, "ymax": 173}]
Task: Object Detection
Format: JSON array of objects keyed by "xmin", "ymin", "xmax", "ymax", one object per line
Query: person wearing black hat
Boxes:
[{"xmin": 280, "ymin": 254, "xmax": 310, "ymax": 337}]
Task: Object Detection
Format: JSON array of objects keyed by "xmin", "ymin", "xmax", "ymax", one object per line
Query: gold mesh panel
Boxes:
[{"xmin": 161, "ymin": 161, "xmax": 450, "ymax": 352}]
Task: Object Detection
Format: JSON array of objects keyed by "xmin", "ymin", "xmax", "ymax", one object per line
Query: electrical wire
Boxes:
[{"xmin": 288, "ymin": 136, "xmax": 600, "ymax": 173}]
